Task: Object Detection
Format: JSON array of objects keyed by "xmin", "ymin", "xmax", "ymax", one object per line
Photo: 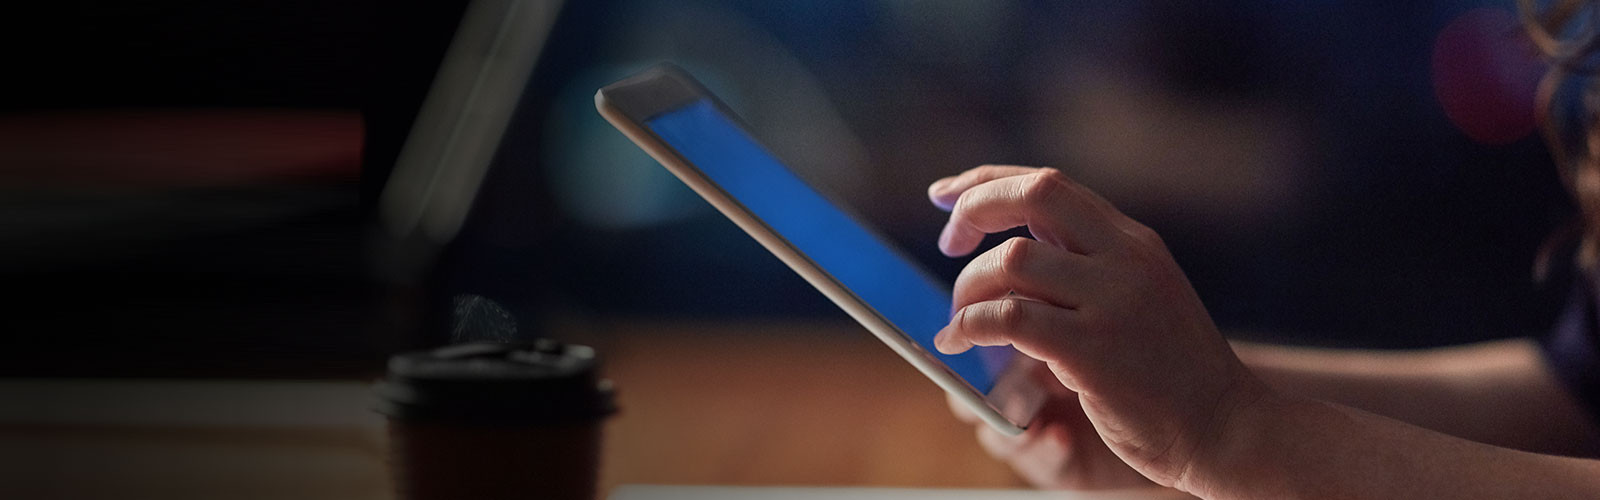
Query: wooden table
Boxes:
[
  {"xmin": 0, "ymin": 320, "xmax": 1057, "ymax": 499},
  {"xmin": 564, "ymin": 320, "xmax": 1024, "ymax": 493}
]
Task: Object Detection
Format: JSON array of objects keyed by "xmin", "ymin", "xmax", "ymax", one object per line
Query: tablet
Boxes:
[{"xmin": 596, "ymin": 64, "xmax": 1042, "ymax": 435}]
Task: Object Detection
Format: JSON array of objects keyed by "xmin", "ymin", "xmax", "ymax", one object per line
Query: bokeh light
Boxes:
[{"xmin": 1432, "ymin": 7, "xmax": 1547, "ymax": 146}]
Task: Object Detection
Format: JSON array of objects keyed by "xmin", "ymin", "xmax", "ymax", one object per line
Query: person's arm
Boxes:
[
  {"xmin": 1189, "ymin": 390, "xmax": 1600, "ymax": 499},
  {"xmin": 928, "ymin": 165, "xmax": 1600, "ymax": 498},
  {"xmin": 1233, "ymin": 339, "xmax": 1600, "ymax": 457}
]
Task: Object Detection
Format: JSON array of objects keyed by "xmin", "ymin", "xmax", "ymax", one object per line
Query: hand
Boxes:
[
  {"xmin": 927, "ymin": 165, "xmax": 1271, "ymax": 491},
  {"xmin": 947, "ymin": 357, "xmax": 1151, "ymax": 489}
]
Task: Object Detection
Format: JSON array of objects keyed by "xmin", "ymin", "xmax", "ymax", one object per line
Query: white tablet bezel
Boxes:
[{"xmin": 595, "ymin": 64, "xmax": 1042, "ymax": 435}]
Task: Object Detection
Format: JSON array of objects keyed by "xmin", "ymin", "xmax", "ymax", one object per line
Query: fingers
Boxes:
[
  {"xmin": 938, "ymin": 169, "xmax": 1122, "ymax": 257},
  {"xmin": 976, "ymin": 422, "xmax": 1036, "ymax": 460},
  {"xmin": 950, "ymin": 384, "xmax": 1046, "ymax": 463},
  {"xmin": 951, "ymin": 236, "xmax": 1100, "ymax": 313},
  {"xmin": 928, "ymin": 165, "xmax": 1041, "ymax": 211},
  {"xmin": 933, "ymin": 298, "xmax": 1080, "ymax": 366},
  {"xmin": 951, "ymin": 389, "xmax": 1046, "ymax": 462},
  {"xmin": 1009, "ymin": 424, "xmax": 1081, "ymax": 489},
  {"xmin": 946, "ymin": 392, "xmax": 980, "ymax": 424}
]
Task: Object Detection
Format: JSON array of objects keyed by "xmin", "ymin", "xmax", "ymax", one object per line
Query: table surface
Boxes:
[
  {"xmin": 0, "ymin": 319, "xmax": 1195, "ymax": 499},
  {"xmin": 570, "ymin": 320, "xmax": 1025, "ymax": 493},
  {"xmin": 610, "ymin": 485, "xmax": 1193, "ymax": 499}
]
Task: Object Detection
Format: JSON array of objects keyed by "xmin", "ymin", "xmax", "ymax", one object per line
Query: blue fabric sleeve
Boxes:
[{"xmin": 1539, "ymin": 276, "xmax": 1600, "ymax": 423}]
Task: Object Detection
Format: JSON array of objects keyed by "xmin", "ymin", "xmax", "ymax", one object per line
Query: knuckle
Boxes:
[
  {"xmin": 998, "ymin": 237, "xmax": 1034, "ymax": 277},
  {"xmin": 1109, "ymin": 220, "xmax": 1164, "ymax": 259},
  {"xmin": 1021, "ymin": 170, "xmax": 1068, "ymax": 206},
  {"xmin": 1131, "ymin": 223, "xmax": 1164, "ymax": 247},
  {"xmin": 951, "ymin": 187, "xmax": 979, "ymax": 215},
  {"xmin": 1036, "ymin": 167, "xmax": 1074, "ymax": 188},
  {"xmin": 955, "ymin": 304, "xmax": 979, "ymax": 333},
  {"xmin": 996, "ymin": 298, "xmax": 1030, "ymax": 331}
]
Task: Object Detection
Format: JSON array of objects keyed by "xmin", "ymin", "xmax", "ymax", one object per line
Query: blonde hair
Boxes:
[{"xmin": 1523, "ymin": 0, "xmax": 1600, "ymax": 275}]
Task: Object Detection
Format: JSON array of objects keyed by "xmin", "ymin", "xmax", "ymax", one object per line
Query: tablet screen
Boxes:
[{"xmin": 645, "ymin": 99, "xmax": 1013, "ymax": 393}]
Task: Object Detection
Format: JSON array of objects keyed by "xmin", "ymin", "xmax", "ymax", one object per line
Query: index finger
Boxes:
[
  {"xmin": 928, "ymin": 165, "xmax": 1042, "ymax": 211},
  {"xmin": 938, "ymin": 169, "xmax": 1122, "ymax": 256}
]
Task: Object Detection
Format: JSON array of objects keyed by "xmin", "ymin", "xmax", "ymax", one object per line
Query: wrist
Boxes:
[{"xmin": 1173, "ymin": 373, "xmax": 1287, "ymax": 498}]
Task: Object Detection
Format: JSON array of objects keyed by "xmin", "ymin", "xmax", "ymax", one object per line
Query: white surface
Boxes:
[{"xmin": 610, "ymin": 485, "xmax": 1194, "ymax": 500}]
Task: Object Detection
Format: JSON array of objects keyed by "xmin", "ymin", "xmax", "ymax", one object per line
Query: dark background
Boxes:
[{"xmin": 0, "ymin": 0, "xmax": 1578, "ymax": 378}]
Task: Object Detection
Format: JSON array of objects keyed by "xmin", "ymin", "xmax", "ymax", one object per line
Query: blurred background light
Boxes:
[
  {"xmin": 0, "ymin": 0, "xmax": 1585, "ymax": 375},
  {"xmin": 1432, "ymin": 7, "xmax": 1546, "ymax": 146}
]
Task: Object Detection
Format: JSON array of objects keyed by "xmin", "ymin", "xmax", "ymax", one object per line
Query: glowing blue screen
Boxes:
[{"xmin": 646, "ymin": 99, "xmax": 1012, "ymax": 393}]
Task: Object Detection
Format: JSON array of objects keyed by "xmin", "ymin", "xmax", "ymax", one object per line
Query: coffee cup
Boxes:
[{"xmin": 375, "ymin": 341, "xmax": 616, "ymax": 500}]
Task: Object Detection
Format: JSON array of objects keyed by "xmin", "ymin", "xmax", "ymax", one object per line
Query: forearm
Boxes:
[
  {"xmin": 1232, "ymin": 338, "xmax": 1600, "ymax": 456},
  {"xmin": 1186, "ymin": 393, "xmax": 1600, "ymax": 500}
]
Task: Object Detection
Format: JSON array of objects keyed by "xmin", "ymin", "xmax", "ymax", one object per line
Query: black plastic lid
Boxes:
[{"xmin": 374, "ymin": 340, "xmax": 617, "ymax": 425}]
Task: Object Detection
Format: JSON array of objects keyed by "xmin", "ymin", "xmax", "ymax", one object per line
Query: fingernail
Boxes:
[
  {"xmin": 939, "ymin": 339, "xmax": 967, "ymax": 355},
  {"xmin": 930, "ymin": 177, "xmax": 954, "ymax": 195},
  {"xmin": 933, "ymin": 329, "xmax": 958, "ymax": 355}
]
